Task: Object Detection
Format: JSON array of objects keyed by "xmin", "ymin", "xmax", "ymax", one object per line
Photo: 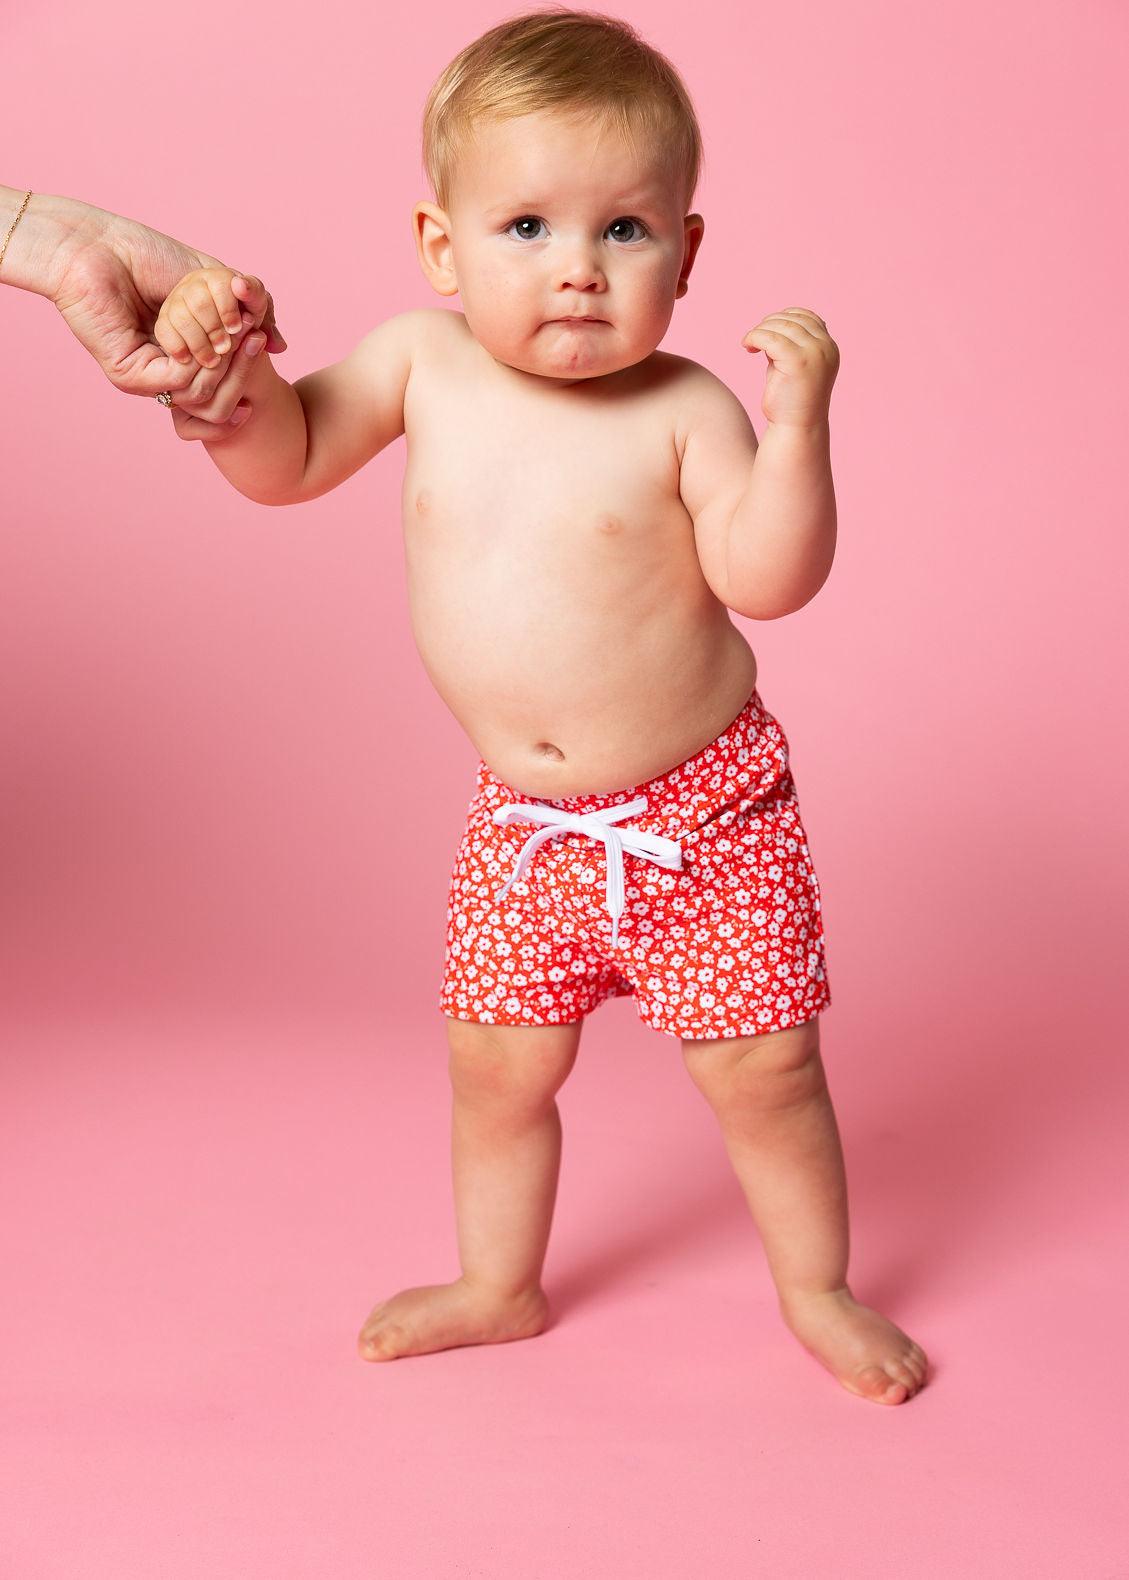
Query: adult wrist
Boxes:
[{"xmin": 0, "ymin": 188, "xmax": 90, "ymax": 300}]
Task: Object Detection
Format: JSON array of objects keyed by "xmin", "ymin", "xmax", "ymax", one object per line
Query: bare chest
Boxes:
[
  {"xmin": 388, "ymin": 320, "xmax": 755, "ymax": 793},
  {"xmin": 400, "ymin": 358, "xmax": 693, "ymax": 603}
]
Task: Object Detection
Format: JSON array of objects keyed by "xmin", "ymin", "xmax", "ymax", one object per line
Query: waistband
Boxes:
[
  {"xmin": 476, "ymin": 683, "xmax": 792, "ymax": 848},
  {"xmin": 480, "ymin": 682, "xmax": 789, "ymax": 941},
  {"xmin": 479, "ymin": 685, "xmax": 793, "ymax": 948}
]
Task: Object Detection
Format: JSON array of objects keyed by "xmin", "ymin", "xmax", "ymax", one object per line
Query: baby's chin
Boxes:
[{"xmin": 495, "ymin": 330, "xmax": 654, "ymax": 383}]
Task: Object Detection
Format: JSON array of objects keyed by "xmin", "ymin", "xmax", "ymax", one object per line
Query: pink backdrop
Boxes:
[{"xmin": 3, "ymin": 0, "xmax": 1127, "ymax": 1574}]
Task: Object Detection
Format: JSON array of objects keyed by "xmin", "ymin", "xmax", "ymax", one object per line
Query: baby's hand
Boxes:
[
  {"xmin": 740, "ymin": 307, "xmax": 839, "ymax": 430},
  {"xmin": 164, "ymin": 317, "xmax": 272, "ymax": 441},
  {"xmin": 154, "ymin": 266, "xmax": 277, "ymax": 437},
  {"xmin": 155, "ymin": 265, "xmax": 275, "ymax": 371}
]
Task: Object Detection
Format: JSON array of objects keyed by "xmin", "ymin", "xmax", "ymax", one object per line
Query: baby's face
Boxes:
[{"xmin": 413, "ymin": 110, "xmax": 704, "ymax": 388}]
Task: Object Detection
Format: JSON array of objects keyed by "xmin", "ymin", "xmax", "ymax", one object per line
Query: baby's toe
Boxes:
[
  {"xmin": 887, "ymin": 1357, "xmax": 921, "ymax": 1395},
  {"xmin": 359, "ymin": 1319, "xmax": 409, "ymax": 1361},
  {"xmin": 905, "ymin": 1348, "xmax": 928, "ymax": 1384},
  {"xmin": 358, "ymin": 1304, "xmax": 392, "ymax": 1357},
  {"xmin": 855, "ymin": 1364, "xmax": 909, "ymax": 1404}
]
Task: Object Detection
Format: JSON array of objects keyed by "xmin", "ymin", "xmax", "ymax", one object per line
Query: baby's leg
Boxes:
[
  {"xmin": 358, "ymin": 1017, "xmax": 582, "ymax": 1362},
  {"xmin": 682, "ymin": 1018, "xmax": 929, "ymax": 1404}
]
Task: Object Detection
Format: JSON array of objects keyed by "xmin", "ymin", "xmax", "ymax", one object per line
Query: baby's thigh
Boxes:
[{"xmin": 445, "ymin": 1016, "xmax": 583, "ymax": 1113}]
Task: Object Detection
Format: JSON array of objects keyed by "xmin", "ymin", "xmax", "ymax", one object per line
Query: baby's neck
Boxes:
[{"xmin": 484, "ymin": 348, "xmax": 654, "ymax": 400}]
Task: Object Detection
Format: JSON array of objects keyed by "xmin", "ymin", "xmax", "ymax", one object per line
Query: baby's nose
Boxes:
[{"xmin": 552, "ymin": 253, "xmax": 605, "ymax": 292}]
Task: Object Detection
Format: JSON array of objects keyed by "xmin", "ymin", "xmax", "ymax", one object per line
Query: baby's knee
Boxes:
[
  {"xmin": 446, "ymin": 1016, "xmax": 581, "ymax": 1113},
  {"xmin": 683, "ymin": 1018, "xmax": 824, "ymax": 1112}
]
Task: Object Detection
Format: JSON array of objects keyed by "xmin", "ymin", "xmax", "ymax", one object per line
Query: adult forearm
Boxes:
[
  {"xmin": 1, "ymin": 186, "xmax": 223, "ymax": 301},
  {"xmin": 199, "ymin": 353, "xmax": 309, "ymax": 506},
  {"xmin": 0, "ymin": 188, "xmax": 84, "ymax": 298},
  {"xmin": 725, "ymin": 422, "xmax": 837, "ymax": 619}
]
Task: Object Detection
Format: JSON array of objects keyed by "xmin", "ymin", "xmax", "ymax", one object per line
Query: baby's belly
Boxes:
[{"xmin": 405, "ymin": 549, "xmax": 759, "ymax": 797}]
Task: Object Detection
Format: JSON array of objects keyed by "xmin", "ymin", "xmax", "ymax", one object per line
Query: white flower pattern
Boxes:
[{"xmin": 439, "ymin": 687, "xmax": 831, "ymax": 1038}]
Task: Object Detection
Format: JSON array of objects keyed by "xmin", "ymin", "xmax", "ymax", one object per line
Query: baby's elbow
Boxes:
[
  {"xmin": 743, "ymin": 602, "xmax": 796, "ymax": 621},
  {"xmin": 734, "ymin": 578, "xmax": 828, "ymax": 621},
  {"xmin": 236, "ymin": 485, "xmax": 306, "ymax": 508}
]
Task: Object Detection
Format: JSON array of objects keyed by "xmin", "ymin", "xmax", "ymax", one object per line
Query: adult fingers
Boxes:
[
  {"xmin": 152, "ymin": 320, "xmax": 252, "ymax": 407},
  {"xmin": 169, "ymin": 401, "xmax": 254, "ymax": 442},
  {"xmin": 175, "ymin": 330, "xmax": 268, "ymax": 424}
]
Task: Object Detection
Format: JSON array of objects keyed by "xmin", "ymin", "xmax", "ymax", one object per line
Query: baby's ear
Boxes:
[
  {"xmin": 412, "ymin": 202, "xmax": 459, "ymax": 297},
  {"xmin": 676, "ymin": 213, "xmax": 706, "ymax": 299}
]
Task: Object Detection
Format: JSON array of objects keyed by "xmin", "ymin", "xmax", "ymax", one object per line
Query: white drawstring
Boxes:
[{"xmin": 491, "ymin": 794, "xmax": 683, "ymax": 948}]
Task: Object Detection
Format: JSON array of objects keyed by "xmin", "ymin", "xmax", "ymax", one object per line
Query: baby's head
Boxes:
[{"xmin": 413, "ymin": 7, "xmax": 705, "ymax": 388}]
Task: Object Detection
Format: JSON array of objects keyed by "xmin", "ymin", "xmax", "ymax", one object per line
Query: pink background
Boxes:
[{"xmin": 3, "ymin": 0, "xmax": 1127, "ymax": 1573}]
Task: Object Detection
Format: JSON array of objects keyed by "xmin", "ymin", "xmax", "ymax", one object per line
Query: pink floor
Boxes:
[{"xmin": 4, "ymin": 1002, "xmax": 1124, "ymax": 1577}]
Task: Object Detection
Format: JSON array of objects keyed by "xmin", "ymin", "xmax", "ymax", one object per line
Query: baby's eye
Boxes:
[
  {"xmin": 504, "ymin": 215, "xmax": 650, "ymax": 243},
  {"xmin": 507, "ymin": 216, "xmax": 545, "ymax": 242},
  {"xmin": 607, "ymin": 216, "xmax": 648, "ymax": 243}
]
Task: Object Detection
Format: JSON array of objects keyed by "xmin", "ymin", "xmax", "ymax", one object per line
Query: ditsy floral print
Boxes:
[{"xmin": 439, "ymin": 687, "xmax": 831, "ymax": 1039}]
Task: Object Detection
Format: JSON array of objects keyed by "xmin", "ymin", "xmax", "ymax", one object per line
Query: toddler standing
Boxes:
[{"xmin": 151, "ymin": 9, "xmax": 927, "ymax": 1405}]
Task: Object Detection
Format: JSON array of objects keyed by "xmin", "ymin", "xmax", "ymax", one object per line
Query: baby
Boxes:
[{"xmin": 152, "ymin": 10, "xmax": 927, "ymax": 1404}]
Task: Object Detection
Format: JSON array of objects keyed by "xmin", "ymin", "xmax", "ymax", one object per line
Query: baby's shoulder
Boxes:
[
  {"xmin": 400, "ymin": 306, "xmax": 467, "ymax": 345},
  {"xmin": 649, "ymin": 352, "xmax": 754, "ymax": 453},
  {"xmin": 402, "ymin": 305, "xmax": 464, "ymax": 330},
  {"xmin": 367, "ymin": 306, "xmax": 459, "ymax": 356},
  {"xmin": 387, "ymin": 307, "xmax": 475, "ymax": 380},
  {"xmin": 654, "ymin": 350, "xmax": 744, "ymax": 402}
]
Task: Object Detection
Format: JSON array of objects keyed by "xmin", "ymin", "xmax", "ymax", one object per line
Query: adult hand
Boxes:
[{"xmin": 45, "ymin": 197, "xmax": 287, "ymax": 400}]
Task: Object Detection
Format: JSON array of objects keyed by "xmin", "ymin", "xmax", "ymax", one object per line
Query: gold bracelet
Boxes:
[{"xmin": 0, "ymin": 189, "xmax": 33, "ymax": 276}]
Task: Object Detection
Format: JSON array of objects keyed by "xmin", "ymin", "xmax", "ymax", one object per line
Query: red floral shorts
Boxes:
[{"xmin": 438, "ymin": 686, "xmax": 831, "ymax": 1039}]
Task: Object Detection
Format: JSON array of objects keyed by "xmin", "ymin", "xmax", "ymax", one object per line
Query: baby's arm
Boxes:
[
  {"xmin": 681, "ymin": 385, "xmax": 833, "ymax": 620},
  {"xmin": 154, "ymin": 267, "xmax": 420, "ymax": 505}
]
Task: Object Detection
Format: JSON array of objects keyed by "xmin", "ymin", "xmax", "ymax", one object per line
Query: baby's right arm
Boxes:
[{"xmin": 155, "ymin": 267, "xmax": 419, "ymax": 505}]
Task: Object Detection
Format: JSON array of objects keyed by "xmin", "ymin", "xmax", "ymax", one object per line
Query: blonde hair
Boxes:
[{"xmin": 421, "ymin": 7, "xmax": 704, "ymax": 215}]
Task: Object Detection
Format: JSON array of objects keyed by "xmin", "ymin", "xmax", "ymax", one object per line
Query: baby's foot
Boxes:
[
  {"xmin": 778, "ymin": 1286, "xmax": 929, "ymax": 1404},
  {"xmin": 358, "ymin": 1276, "xmax": 550, "ymax": 1362}
]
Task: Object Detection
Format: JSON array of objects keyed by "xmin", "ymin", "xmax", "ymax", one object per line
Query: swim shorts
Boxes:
[{"xmin": 438, "ymin": 685, "xmax": 831, "ymax": 1039}]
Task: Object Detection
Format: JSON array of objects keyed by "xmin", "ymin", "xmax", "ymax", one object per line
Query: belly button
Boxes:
[{"xmin": 535, "ymin": 741, "xmax": 566, "ymax": 761}]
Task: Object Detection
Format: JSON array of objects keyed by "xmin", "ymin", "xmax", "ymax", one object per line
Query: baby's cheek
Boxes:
[
  {"xmin": 642, "ymin": 267, "xmax": 679, "ymax": 319},
  {"xmin": 474, "ymin": 264, "xmax": 531, "ymax": 320}
]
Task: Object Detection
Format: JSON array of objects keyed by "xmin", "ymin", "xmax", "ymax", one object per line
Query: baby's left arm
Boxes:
[{"xmin": 679, "ymin": 308, "xmax": 839, "ymax": 620}]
